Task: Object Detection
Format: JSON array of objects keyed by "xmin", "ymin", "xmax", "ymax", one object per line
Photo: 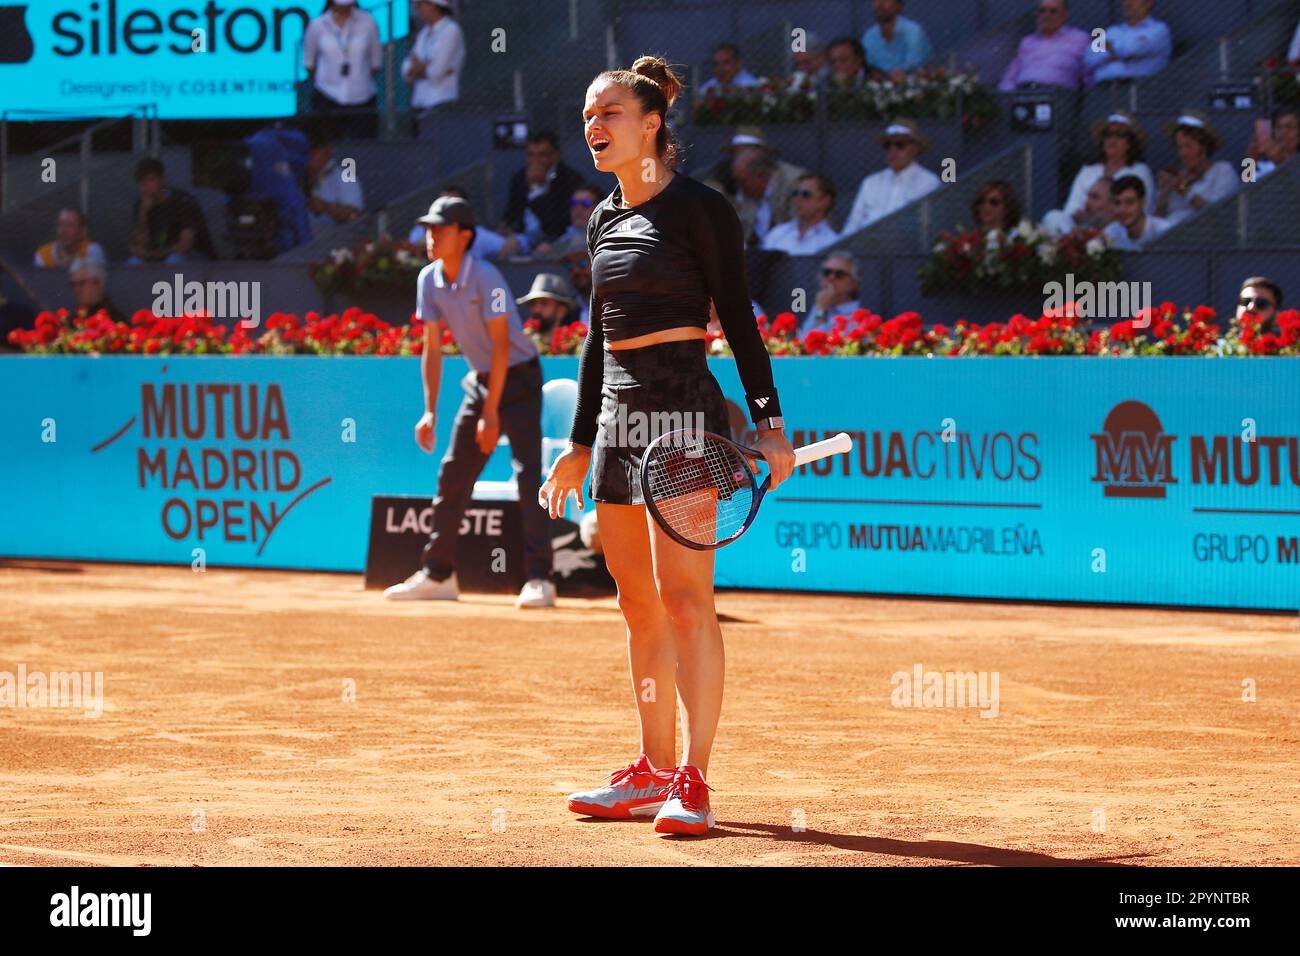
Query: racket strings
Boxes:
[{"xmin": 643, "ymin": 435, "xmax": 755, "ymax": 545}]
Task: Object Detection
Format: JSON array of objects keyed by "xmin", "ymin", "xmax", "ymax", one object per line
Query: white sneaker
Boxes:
[
  {"xmin": 515, "ymin": 578, "xmax": 556, "ymax": 609},
  {"xmin": 383, "ymin": 569, "xmax": 459, "ymax": 600}
]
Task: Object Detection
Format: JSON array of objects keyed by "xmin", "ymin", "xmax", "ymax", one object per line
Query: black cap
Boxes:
[{"xmin": 415, "ymin": 195, "xmax": 475, "ymax": 228}]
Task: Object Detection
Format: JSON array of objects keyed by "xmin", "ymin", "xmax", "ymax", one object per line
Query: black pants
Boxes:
[
  {"xmin": 420, "ymin": 357, "xmax": 553, "ymax": 582},
  {"xmin": 311, "ymin": 89, "xmax": 379, "ymax": 140}
]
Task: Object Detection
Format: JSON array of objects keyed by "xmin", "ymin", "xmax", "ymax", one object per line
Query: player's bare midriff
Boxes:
[{"xmin": 606, "ymin": 326, "xmax": 706, "ymax": 350}]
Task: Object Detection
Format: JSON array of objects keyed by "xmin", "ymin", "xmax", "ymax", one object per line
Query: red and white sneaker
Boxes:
[
  {"xmin": 567, "ymin": 754, "xmax": 673, "ymax": 819},
  {"xmin": 653, "ymin": 764, "xmax": 715, "ymax": 835}
]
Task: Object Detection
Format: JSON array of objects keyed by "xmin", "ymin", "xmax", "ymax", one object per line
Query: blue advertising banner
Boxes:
[
  {"xmin": 0, "ymin": 1, "xmax": 407, "ymax": 119},
  {"xmin": 2, "ymin": 355, "xmax": 1298, "ymax": 610}
]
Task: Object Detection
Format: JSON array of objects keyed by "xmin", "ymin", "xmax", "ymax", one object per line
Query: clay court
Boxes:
[{"xmin": 1, "ymin": 560, "xmax": 1297, "ymax": 867}]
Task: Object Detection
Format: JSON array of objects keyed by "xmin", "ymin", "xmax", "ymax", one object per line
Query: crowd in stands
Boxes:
[{"xmin": 23, "ymin": 0, "xmax": 1300, "ymax": 341}]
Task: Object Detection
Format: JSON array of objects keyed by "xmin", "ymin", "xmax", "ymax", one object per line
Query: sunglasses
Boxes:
[
  {"xmin": 977, "ymin": 196, "xmax": 1004, "ymax": 207},
  {"xmin": 793, "ymin": 188, "xmax": 821, "ymax": 199},
  {"xmin": 1240, "ymin": 296, "xmax": 1276, "ymax": 309},
  {"xmin": 570, "ymin": 197, "xmax": 595, "ymax": 208},
  {"xmin": 568, "ymin": 256, "xmax": 591, "ymax": 268},
  {"xmin": 821, "ymin": 267, "xmax": 852, "ymax": 280},
  {"xmin": 882, "ymin": 140, "xmax": 911, "ymax": 150}
]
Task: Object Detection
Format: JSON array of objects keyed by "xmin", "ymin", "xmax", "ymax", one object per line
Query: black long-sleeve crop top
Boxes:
[{"xmin": 567, "ymin": 171, "xmax": 783, "ymax": 447}]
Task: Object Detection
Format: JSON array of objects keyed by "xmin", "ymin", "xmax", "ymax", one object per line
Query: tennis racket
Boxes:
[{"xmin": 640, "ymin": 429, "xmax": 853, "ymax": 550}]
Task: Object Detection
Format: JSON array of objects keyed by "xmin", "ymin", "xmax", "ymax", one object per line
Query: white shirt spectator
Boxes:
[
  {"xmin": 311, "ymin": 159, "xmax": 365, "ymax": 236},
  {"xmin": 1084, "ymin": 16, "xmax": 1172, "ymax": 83},
  {"xmin": 1103, "ymin": 215, "xmax": 1169, "ymax": 250},
  {"xmin": 1049, "ymin": 163, "xmax": 1155, "ymax": 230},
  {"xmin": 761, "ymin": 218, "xmax": 841, "ymax": 255},
  {"xmin": 304, "ymin": 8, "xmax": 384, "ymax": 105},
  {"xmin": 842, "ymin": 163, "xmax": 942, "ymax": 234},
  {"xmin": 699, "ymin": 68, "xmax": 762, "ymax": 95},
  {"xmin": 403, "ymin": 15, "xmax": 465, "ymax": 109},
  {"xmin": 1162, "ymin": 161, "xmax": 1238, "ymax": 224}
]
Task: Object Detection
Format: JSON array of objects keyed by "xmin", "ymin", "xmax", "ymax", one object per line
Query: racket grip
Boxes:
[{"xmin": 793, "ymin": 431, "xmax": 853, "ymax": 466}]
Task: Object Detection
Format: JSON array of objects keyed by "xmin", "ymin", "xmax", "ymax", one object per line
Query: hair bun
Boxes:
[{"xmin": 630, "ymin": 55, "xmax": 682, "ymax": 108}]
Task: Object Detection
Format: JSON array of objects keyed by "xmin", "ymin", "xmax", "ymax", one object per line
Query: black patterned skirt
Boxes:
[{"xmin": 590, "ymin": 338, "xmax": 733, "ymax": 505}]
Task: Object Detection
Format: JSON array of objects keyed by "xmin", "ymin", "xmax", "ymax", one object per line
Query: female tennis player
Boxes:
[{"xmin": 538, "ymin": 55, "xmax": 796, "ymax": 835}]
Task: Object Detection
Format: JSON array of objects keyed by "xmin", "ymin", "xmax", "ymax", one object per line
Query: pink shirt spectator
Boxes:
[{"xmin": 998, "ymin": 25, "xmax": 1092, "ymax": 91}]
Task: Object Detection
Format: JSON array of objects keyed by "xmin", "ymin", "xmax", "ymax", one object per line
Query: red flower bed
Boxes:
[
  {"xmin": 9, "ymin": 308, "xmax": 434, "ymax": 357},
  {"xmin": 9, "ymin": 303, "xmax": 1300, "ymax": 357}
]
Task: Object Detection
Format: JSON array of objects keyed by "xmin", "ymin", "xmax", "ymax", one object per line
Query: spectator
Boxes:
[
  {"xmin": 714, "ymin": 128, "xmax": 807, "ymax": 247},
  {"xmin": 1155, "ymin": 111, "xmax": 1238, "ymax": 224},
  {"xmin": 820, "ymin": 37, "xmax": 869, "ymax": 92},
  {"xmin": 998, "ymin": 0, "xmax": 1091, "ymax": 92},
  {"xmin": 403, "ymin": 0, "xmax": 465, "ymax": 122},
  {"xmin": 802, "ymin": 249, "xmax": 863, "ymax": 333},
  {"xmin": 971, "ymin": 180, "xmax": 1022, "ymax": 232},
  {"xmin": 1236, "ymin": 276, "xmax": 1283, "ymax": 334},
  {"xmin": 516, "ymin": 273, "xmax": 579, "ymax": 334},
  {"xmin": 789, "ymin": 33, "xmax": 830, "ymax": 91},
  {"xmin": 306, "ymin": 131, "xmax": 364, "ymax": 237},
  {"xmin": 127, "ymin": 158, "xmax": 215, "ymax": 265},
  {"xmin": 304, "ymin": 0, "xmax": 383, "ymax": 140},
  {"xmin": 698, "ymin": 43, "xmax": 763, "ymax": 95},
  {"xmin": 408, "ymin": 186, "xmax": 516, "ymax": 259},
  {"xmin": 69, "ymin": 259, "xmax": 125, "ymax": 324},
  {"xmin": 532, "ymin": 184, "xmax": 601, "ymax": 259},
  {"xmin": 842, "ymin": 119, "xmax": 942, "ymax": 235},
  {"xmin": 1084, "ymin": 0, "xmax": 1172, "ymax": 85},
  {"xmin": 1043, "ymin": 175, "xmax": 1115, "ymax": 233},
  {"xmin": 1103, "ymin": 175, "xmax": 1168, "ymax": 250},
  {"xmin": 762, "ymin": 173, "xmax": 841, "ymax": 255},
  {"xmin": 1043, "ymin": 112, "xmax": 1154, "ymax": 232},
  {"xmin": 1248, "ymin": 105, "xmax": 1300, "ymax": 178},
  {"xmin": 861, "ymin": 0, "xmax": 933, "ymax": 75},
  {"xmin": 34, "ymin": 208, "xmax": 105, "ymax": 270},
  {"xmin": 499, "ymin": 131, "xmax": 583, "ymax": 252}
]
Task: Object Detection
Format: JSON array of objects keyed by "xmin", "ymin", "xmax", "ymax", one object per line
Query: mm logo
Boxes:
[
  {"xmin": 1090, "ymin": 400, "xmax": 1176, "ymax": 499},
  {"xmin": 0, "ymin": 5, "xmax": 34, "ymax": 63}
]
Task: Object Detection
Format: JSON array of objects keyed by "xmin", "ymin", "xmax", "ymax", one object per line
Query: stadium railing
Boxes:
[{"xmin": 0, "ymin": 108, "xmax": 160, "ymax": 262}]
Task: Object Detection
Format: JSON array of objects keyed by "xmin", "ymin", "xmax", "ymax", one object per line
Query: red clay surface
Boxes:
[{"xmin": 1, "ymin": 560, "xmax": 1297, "ymax": 866}]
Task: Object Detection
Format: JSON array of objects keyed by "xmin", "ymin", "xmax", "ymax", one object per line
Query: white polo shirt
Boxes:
[
  {"xmin": 304, "ymin": 10, "xmax": 383, "ymax": 105},
  {"xmin": 416, "ymin": 252, "xmax": 539, "ymax": 373}
]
